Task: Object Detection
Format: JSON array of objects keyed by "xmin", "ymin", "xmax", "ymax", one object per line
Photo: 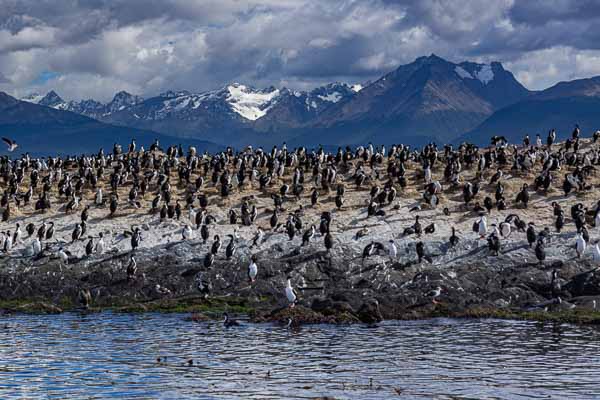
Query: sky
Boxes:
[{"xmin": 1, "ymin": 0, "xmax": 600, "ymax": 102}]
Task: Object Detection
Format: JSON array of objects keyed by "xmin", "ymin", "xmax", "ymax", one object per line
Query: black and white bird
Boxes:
[
  {"xmin": 285, "ymin": 278, "xmax": 298, "ymax": 308},
  {"xmin": 195, "ymin": 272, "xmax": 210, "ymax": 298},
  {"xmin": 526, "ymin": 223, "xmax": 537, "ymax": 247},
  {"xmin": 127, "ymin": 256, "xmax": 137, "ymax": 281},
  {"xmin": 426, "ymin": 286, "xmax": 443, "ymax": 304},
  {"xmin": 248, "ymin": 255, "xmax": 258, "ymax": 283},
  {"xmin": 226, "ymin": 235, "xmax": 236, "ymax": 260},
  {"xmin": 2, "ymin": 137, "xmax": 17, "ymax": 152},
  {"xmin": 223, "ymin": 312, "xmax": 240, "ymax": 327},
  {"xmin": 535, "ymin": 239, "xmax": 545, "ymax": 264},
  {"xmin": 576, "ymin": 233, "xmax": 587, "ymax": 258}
]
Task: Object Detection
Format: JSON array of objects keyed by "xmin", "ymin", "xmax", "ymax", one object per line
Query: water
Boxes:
[{"xmin": 0, "ymin": 313, "xmax": 599, "ymax": 399}]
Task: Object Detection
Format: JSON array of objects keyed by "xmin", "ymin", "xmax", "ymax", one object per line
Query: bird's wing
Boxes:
[{"xmin": 2, "ymin": 137, "xmax": 13, "ymax": 146}]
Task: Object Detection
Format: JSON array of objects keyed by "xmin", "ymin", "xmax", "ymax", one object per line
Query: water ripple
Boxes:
[{"xmin": 0, "ymin": 314, "xmax": 599, "ymax": 399}]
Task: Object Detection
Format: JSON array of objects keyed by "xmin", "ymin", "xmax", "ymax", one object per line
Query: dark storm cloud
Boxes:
[{"xmin": 1, "ymin": 0, "xmax": 600, "ymax": 100}]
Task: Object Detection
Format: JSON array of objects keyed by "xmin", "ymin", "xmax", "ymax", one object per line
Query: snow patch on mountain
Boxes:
[
  {"xmin": 351, "ymin": 84, "xmax": 363, "ymax": 92},
  {"xmin": 21, "ymin": 93, "xmax": 45, "ymax": 104},
  {"xmin": 474, "ymin": 64, "xmax": 494, "ymax": 85},
  {"xmin": 455, "ymin": 66, "xmax": 474, "ymax": 80},
  {"xmin": 317, "ymin": 92, "xmax": 342, "ymax": 103},
  {"xmin": 226, "ymin": 84, "xmax": 279, "ymax": 120}
]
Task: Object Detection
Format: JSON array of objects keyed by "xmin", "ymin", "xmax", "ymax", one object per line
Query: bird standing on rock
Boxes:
[
  {"xmin": 576, "ymin": 234, "xmax": 587, "ymax": 258},
  {"xmin": 285, "ymin": 278, "xmax": 298, "ymax": 308},
  {"xmin": 248, "ymin": 255, "xmax": 258, "ymax": 283}
]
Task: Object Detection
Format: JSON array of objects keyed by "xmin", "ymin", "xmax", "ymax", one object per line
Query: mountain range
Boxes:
[{"xmin": 7, "ymin": 53, "xmax": 600, "ymax": 153}]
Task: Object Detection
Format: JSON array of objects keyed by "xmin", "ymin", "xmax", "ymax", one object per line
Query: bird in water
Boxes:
[{"xmin": 223, "ymin": 312, "xmax": 240, "ymax": 327}]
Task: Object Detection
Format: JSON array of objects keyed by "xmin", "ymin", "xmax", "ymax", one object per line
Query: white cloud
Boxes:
[{"xmin": 1, "ymin": 0, "xmax": 600, "ymax": 100}]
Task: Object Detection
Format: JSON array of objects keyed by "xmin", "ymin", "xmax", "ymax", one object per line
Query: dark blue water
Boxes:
[{"xmin": 0, "ymin": 313, "xmax": 599, "ymax": 399}]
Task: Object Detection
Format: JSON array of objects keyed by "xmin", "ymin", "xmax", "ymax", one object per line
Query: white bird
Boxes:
[
  {"xmin": 3, "ymin": 235, "xmax": 12, "ymax": 252},
  {"xmin": 499, "ymin": 222, "xmax": 511, "ymax": 238},
  {"xmin": 95, "ymin": 188, "xmax": 103, "ymax": 205},
  {"xmin": 388, "ymin": 239, "xmax": 397, "ymax": 260},
  {"xmin": 424, "ymin": 167, "xmax": 432, "ymax": 183},
  {"xmin": 57, "ymin": 249, "xmax": 68, "ymax": 263},
  {"xmin": 478, "ymin": 216, "xmax": 487, "ymax": 238},
  {"xmin": 95, "ymin": 233, "xmax": 105, "ymax": 254},
  {"xmin": 285, "ymin": 279, "xmax": 298, "ymax": 308},
  {"xmin": 2, "ymin": 137, "xmax": 18, "ymax": 152},
  {"xmin": 32, "ymin": 238, "xmax": 41, "ymax": 255},
  {"xmin": 593, "ymin": 243, "xmax": 600, "ymax": 265},
  {"xmin": 248, "ymin": 256, "xmax": 258, "ymax": 283},
  {"xmin": 188, "ymin": 207, "xmax": 197, "ymax": 223},
  {"xmin": 576, "ymin": 234, "xmax": 587, "ymax": 258},
  {"xmin": 182, "ymin": 225, "xmax": 193, "ymax": 240}
]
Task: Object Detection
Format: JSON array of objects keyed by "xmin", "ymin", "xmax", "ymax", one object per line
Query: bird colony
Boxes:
[{"xmin": 1, "ymin": 127, "xmax": 600, "ymax": 317}]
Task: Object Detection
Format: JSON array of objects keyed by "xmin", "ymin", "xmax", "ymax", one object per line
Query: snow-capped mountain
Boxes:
[
  {"xmin": 20, "ymin": 54, "xmax": 533, "ymax": 147},
  {"xmin": 22, "ymin": 82, "xmax": 357, "ymax": 130},
  {"xmin": 21, "ymin": 90, "xmax": 144, "ymax": 120},
  {"xmin": 2, "ymin": 91, "xmax": 218, "ymax": 155},
  {"xmin": 305, "ymin": 54, "xmax": 530, "ymax": 146}
]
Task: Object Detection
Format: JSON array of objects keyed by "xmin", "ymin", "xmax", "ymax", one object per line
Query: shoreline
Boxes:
[
  {"xmin": 1, "ymin": 140, "xmax": 600, "ymax": 327},
  {"xmin": 2, "ymin": 296, "xmax": 600, "ymax": 327}
]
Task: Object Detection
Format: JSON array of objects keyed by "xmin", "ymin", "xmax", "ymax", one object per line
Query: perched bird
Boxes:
[
  {"xmin": 388, "ymin": 239, "xmax": 397, "ymax": 261},
  {"xmin": 535, "ymin": 239, "xmax": 546, "ymax": 264},
  {"xmin": 426, "ymin": 286, "xmax": 443, "ymax": 304},
  {"xmin": 576, "ymin": 233, "xmax": 587, "ymax": 258},
  {"xmin": 449, "ymin": 227, "xmax": 459, "ymax": 248},
  {"xmin": 526, "ymin": 223, "xmax": 537, "ymax": 248},
  {"xmin": 487, "ymin": 234, "xmax": 500, "ymax": 256},
  {"xmin": 248, "ymin": 255, "xmax": 258, "ymax": 283},
  {"xmin": 182, "ymin": 225, "xmax": 193, "ymax": 240},
  {"xmin": 285, "ymin": 278, "xmax": 298, "ymax": 308},
  {"xmin": 127, "ymin": 256, "xmax": 137, "ymax": 281}
]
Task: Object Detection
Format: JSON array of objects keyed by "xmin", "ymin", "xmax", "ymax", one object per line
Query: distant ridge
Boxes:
[{"xmin": 17, "ymin": 54, "xmax": 600, "ymax": 148}]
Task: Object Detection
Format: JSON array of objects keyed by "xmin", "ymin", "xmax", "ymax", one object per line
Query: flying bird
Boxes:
[{"xmin": 2, "ymin": 137, "xmax": 17, "ymax": 152}]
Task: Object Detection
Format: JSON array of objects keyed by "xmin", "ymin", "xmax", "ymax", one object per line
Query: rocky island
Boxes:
[{"xmin": 1, "ymin": 134, "xmax": 599, "ymax": 326}]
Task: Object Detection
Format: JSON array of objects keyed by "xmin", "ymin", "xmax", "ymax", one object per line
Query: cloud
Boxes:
[{"xmin": 1, "ymin": 0, "xmax": 600, "ymax": 100}]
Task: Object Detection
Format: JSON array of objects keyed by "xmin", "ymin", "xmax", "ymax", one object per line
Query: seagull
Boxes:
[{"xmin": 2, "ymin": 137, "xmax": 17, "ymax": 152}]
